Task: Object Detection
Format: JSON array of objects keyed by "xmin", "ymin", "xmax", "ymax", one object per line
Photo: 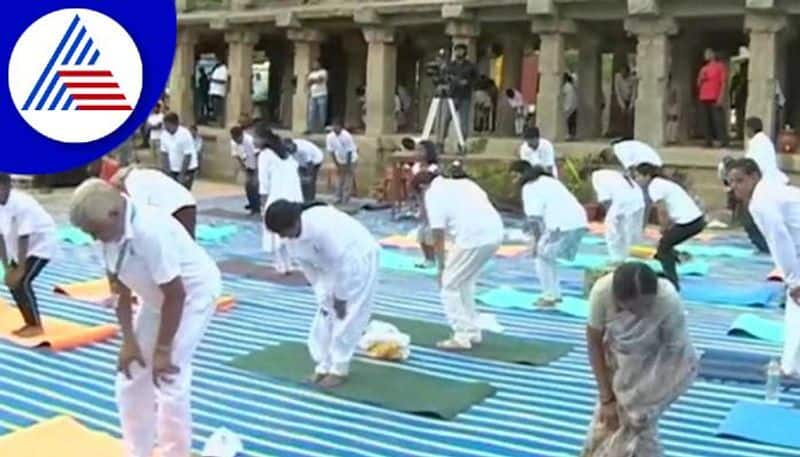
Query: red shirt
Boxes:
[{"xmin": 697, "ymin": 61, "xmax": 726, "ymax": 103}]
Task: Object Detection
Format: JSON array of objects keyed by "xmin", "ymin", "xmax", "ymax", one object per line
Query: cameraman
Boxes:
[{"xmin": 448, "ymin": 44, "xmax": 478, "ymax": 139}]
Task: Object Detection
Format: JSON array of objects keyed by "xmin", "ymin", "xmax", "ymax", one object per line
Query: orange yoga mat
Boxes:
[
  {"xmin": 54, "ymin": 278, "xmax": 236, "ymax": 312},
  {"xmin": 380, "ymin": 235, "xmax": 528, "ymax": 258},
  {"xmin": 588, "ymin": 222, "xmax": 717, "ymax": 242},
  {"xmin": 0, "ymin": 301, "xmax": 117, "ymax": 351},
  {"xmin": 0, "ymin": 416, "xmax": 127, "ymax": 456}
]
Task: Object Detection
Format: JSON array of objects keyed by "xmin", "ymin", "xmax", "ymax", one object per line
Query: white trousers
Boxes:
[
  {"xmin": 441, "ymin": 243, "xmax": 499, "ymax": 343},
  {"xmin": 535, "ymin": 256, "xmax": 561, "ymax": 300},
  {"xmin": 783, "ymin": 294, "xmax": 800, "ymax": 375},
  {"xmin": 262, "ymin": 228, "xmax": 292, "ymax": 273},
  {"xmin": 605, "ymin": 208, "xmax": 645, "ymax": 263},
  {"xmin": 308, "ymin": 249, "xmax": 378, "ymax": 376},
  {"xmin": 117, "ymin": 291, "xmax": 216, "ymax": 457}
]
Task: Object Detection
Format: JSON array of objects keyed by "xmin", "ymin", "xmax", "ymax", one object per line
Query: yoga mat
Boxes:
[
  {"xmin": 54, "ymin": 278, "xmax": 237, "ymax": 312},
  {"xmin": 580, "ymin": 237, "xmax": 606, "ymax": 246},
  {"xmin": 0, "ymin": 416, "xmax": 127, "ymax": 456},
  {"xmin": 229, "ymin": 341, "xmax": 495, "ymax": 420},
  {"xmin": 717, "ymin": 402, "xmax": 800, "ymax": 449},
  {"xmin": 218, "ymin": 259, "xmax": 309, "ymax": 286},
  {"xmin": 0, "ymin": 301, "xmax": 117, "ymax": 351},
  {"xmin": 196, "ymin": 224, "xmax": 239, "ymax": 243},
  {"xmin": 728, "ymin": 314, "xmax": 784, "ymax": 343},
  {"xmin": 375, "ymin": 313, "xmax": 573, "ymax": 365},
  {"xmin": 380, "ymin": 249, "xmax": 438, "ymax": 276},
  {"xmin": 682, "ymin": 282, "xmax": 781, "ymax": 307},
  {"xmin": 588, "ymin": 222, "xmax": 717, "ymax": 241},
  {"xmin": 476, "ymin": 287, "xmax": 590, "ymax": 318},
  {"xmin": 698, "ymin": 349, "xmax": 800, "ymax": 387},
  {"xmin": 769, "ymin": 268, "xmax": 784, "ymax": 282},
  {"xmin": 680, "ymin": 244, "xmax": 754, "ymax": 259},
  {"xmin": 200, "ymin": 208, "xmax": 257, "ymax": 221},
  {"xmin": 380, "ymin": 236, "xmax": 527, "ymax": 258},
  {"xmin": 560, "ymin": 254, "xmax": 709, "ymax": 276},
  {"xmin": 57, "ymin": 226, "xmax": 93, "ymax": 246}
]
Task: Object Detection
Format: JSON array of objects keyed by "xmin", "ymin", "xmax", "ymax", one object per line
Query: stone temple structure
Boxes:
[{"xmin": 171, "ymin": 0, "xmax": 799, "ymax": 209}]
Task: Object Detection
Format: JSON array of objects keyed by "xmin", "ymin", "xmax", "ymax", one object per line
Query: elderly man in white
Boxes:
[{"xmin": 69, "ymin": 178, "xmax": 221, "ymax": 457}]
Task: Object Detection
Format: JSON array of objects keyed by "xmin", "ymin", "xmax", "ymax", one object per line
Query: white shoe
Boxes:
[{"xmin": 436, "ymin": 337, "xmax": 472, "ymax": 350}]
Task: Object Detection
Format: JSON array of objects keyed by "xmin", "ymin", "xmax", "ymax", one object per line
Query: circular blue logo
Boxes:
[{"xmin": 1, "ymin": 1, "xmax": 176, "ymax": 173}]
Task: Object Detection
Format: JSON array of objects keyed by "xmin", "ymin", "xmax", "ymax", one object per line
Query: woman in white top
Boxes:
[
  {"xmin": 728, "ymin": 158, "xmax": 800, "ymax": 376},
  {"xmin": 511, "ymin": 161, "xmax": 588, "ymax": 307},
  {"xmin": 591, "ymin": 169, "xmax": 645, "ymax": 263},
  {"xmin": 634, "ymin": 164, "xmax": 706, "ymax": 290},
  {"xmin": 0, "ymin": 174, "xmax": 57, "ymax": 337},
  {"xmin": 265, "ymin": 200, "xmax": 379, "ymax": 388},
  {"xmin": 111, "ymin": 167, "xmax": 197, "ymax": 238},
  {"xmin": 259, "ymin": 137, "xmax": 304, "ymax": 274},
  {"xmin": 412, "ymin": 171, "xmax": 504, "ymax": 350}
]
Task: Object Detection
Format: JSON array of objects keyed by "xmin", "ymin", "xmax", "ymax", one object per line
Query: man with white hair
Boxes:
[{"xmin": 69, "ymin": 178, "xmax": 221, "ymax": 457}]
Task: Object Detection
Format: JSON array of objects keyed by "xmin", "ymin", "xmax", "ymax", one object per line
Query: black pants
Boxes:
[
  {"xmin": 170, "ymin": 169, "xmax": 196, "ymax": 190},
  {"xmin": 244, "ymin": 169, "xmax": 261, "ymax": 211},
  {"xmin": 210, "ymin": 95, "xmax": 225, "ymax": 126},
  {"xmin": 9, "ymin": 257, "xmax": 49, "ymax": 326},
  {"xmin": 656, "ymin": 217, "xmax": 706, "ymax": 290},
  {"xmin": 300, "ymin": 164, "xmax": 320, "ymax": 202},
  {"xmin": 702, "ymin": 101, "xmax": 729, "ymax": 147},
  {"xmin": 567, "ymin": 111, "xmax": 577, "ymax": 138},
  {"xmin": 172, "ymin": 205, "xmax": 197, "ymax": 239}
]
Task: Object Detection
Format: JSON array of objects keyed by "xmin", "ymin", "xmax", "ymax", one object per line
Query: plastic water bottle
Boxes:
[{"xmin": 765, "ymin": 358, "xmax": 781, "ymax": 404}]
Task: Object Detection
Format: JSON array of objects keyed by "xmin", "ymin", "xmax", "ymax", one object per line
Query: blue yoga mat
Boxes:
[
  {"xmin": 477, "ymin": 287, "xmax": 590, "ymax": 318},
  {"xmin": 728, "ymin": 314, "xmax": 784, "ymax": 343},
  {"xmin": 681, "ymin": 282, "xmax": 782, "ymax": 307},
  {"xmin": 380, "ymin": 249, "xmax": 437, "ymax": 276},
  {"xmin": 698, "ymin": 349, "xmax": 800, "ymax": 388},
  {"xmin": 717, "ymin": 402, "xmax": 800, "ymax": 449},
  {"xmin": 581, "ymin": 237, "xmax": 606, "ymax": 246},
  {"xmin": 57, "ymin": 226, "xmax": 93, "ymax": 245},
  {"xmin": 196, "ymin": 224, "xmax": 239, "ymax": 243},
  {"xmin": 680, "ymin": 245, "xmax": 754, "ymax": 259},
  {"xmin": 561, "ymin": 254, "xmax": 709, "ymax": 276}
]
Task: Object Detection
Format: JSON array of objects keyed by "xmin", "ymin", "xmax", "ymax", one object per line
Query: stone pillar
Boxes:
[
  {"xmin": 446, "ymin": 21, "xmax": 480, "ymax": 62},
  {"xmin": 363, "ymin": 27, "xmax": 398, "ymax": 135},
  {"xmin": 532, "ymin": 18, "xmax": 574, "ymax": 141},
  {"xmin": 626, "ymin": 17, "xmax": 677, "ymax": 147},
  {"xmin": 496, "ymin": 34, "xmax": 526, "ymax": 136},
  {"xmin": 169, "ymin": 28, "xmax": 197, "ymax": 126},
  {"xmin": 745, "ymin": 12, "xmax": 787, "ymax": 137},
  {"xmin": 288, "ymin": 28, "xmax": 323, "ymax": 134},
  {"xmin": 225, "ymin": 30, "xmax": 258, "ymax": 128},
  {"xmin": 670, "ymin": 34, "xmax": 696, "ymax": 143},
  {"xmin": 342, "ymin": 33, "xmax": 367, "ymax": 130},
  {"xmin": 577, "ymin": 34, "xmax": 602, "ymax": 139}
]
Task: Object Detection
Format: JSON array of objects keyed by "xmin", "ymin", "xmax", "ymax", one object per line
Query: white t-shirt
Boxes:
[
  {"xmin": 647, "ymin": 177, "xmax": 703, "ymax": 225},
  {"xmin": 103, "ymin": 199, "xmax": 221, "ymax": 309},
  {"xmin": 326, "ymin": 130, "xmax": 359, "ymax": 165},
  {"xmin": 563, "ymin": 82, "xmax": 577, "ymax": 115},
  {"xmin": 147, "ymin": 113, "xmax": 163, "ymax": 142},
  {"xmin": 230, "ymin": 132, "xmax": 258, "ymax": 170},
  {"xmin": 519, "ymin": 139, "xmax": 558, "ymax": 178},
  {"xmin": 507, "ymin": 89, "xmax": 524, "ymax": 110},
  {"xmin": 591, "ymin": 169, "xmax": 645, "ymax": 216},
  {"xmin": 0, "ymin": 190, "xmax": 57, "ymax": 261},
  {"xmin": 746, "ymin": 132, "xmax": 789, "ymax": 184},
  {"xmin": 425, "ymin": 177, "xmax": 504, "ymax": 249},
  {"xmin": 749, "ymin": 179, "xmax": 800, "ymax": 288},
  {"xmin": 292, "ymin": 139, "xmax": 324, "ymax": 166},
  {"xmin": 160, "ymin": 126, "xmax": 198, "ymax": 172},
  {"xmin": 258, "ymin": 148, "xmax": 304, "ymax": 206},
  {"xmin": 124, "ymin": 169, "xmax": 196, "ymax": 215},
  {"xmin": 209, "ymin": 64, "xmax": 228, "ymax": 97},
  {"xmin": 308, "ymin": 69, "xmax": 328, "ymax": 98},
  {"xmin": 613, "ymin": 140, "xmax": 663, "ymax": 169},
  {"xmin": 522, "ymin": 176, "xmax": 587, "ymax": 232}
]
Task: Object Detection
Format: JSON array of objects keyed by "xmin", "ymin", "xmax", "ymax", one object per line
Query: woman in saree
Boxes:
[{"xmin": 583, "ymin": 262, "xmax": 698, "ymax": 457}]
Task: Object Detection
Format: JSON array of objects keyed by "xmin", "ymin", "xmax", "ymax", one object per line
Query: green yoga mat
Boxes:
[
  {"xmin": 229, "ymin": 342, "xmax": 496, "ymax": 419},
  {"xmin": 375, "ymin": 313, "xmax": 573, "ymax": 365},
  {"xmin": 57, "ymin": 226, "xmax": 93, "ymax": 245},
  {"xmin": 196, "ymin": 224, "xmax": 239, "ymax": 243}
]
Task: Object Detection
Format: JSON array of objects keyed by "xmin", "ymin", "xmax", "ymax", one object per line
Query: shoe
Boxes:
[{"xmin": 436, "ymin": 337, "xmax": 472, "ymax": 350}]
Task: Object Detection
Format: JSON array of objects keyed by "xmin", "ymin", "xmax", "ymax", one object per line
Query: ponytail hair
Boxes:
[
  {"xmin": 634, "ymin": 163, "xmax": 663, "ymax": 179},
  {"xmin": 510, "ymin": 160, "xmax": 551, "ymax": 185}
]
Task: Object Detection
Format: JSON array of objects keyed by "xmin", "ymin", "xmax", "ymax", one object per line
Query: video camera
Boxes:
[{"xmin": 424, "ymin": 48, "xmax": 455, "ymax": 97}]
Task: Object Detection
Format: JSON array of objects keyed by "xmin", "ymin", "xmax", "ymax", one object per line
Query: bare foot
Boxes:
[
  {"xmin": 306, "ymin": 373, "xmax": 326, "ymax": 385},
  {"xmin": 318, "ymin": 374, "xmax": 346, "ymax": 389},
  {"xmin": 12, "ymin": 325, "xmax": 44, "ymax": 338}
]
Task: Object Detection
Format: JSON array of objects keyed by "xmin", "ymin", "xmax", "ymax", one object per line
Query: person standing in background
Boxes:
[
  {"xmin": 696, "ymin": 48, "xmax": 729, "ymax": 148},
  {"xmin": 190, "ymin": 125, "xmax": 203, "ymax": 173},
  {"xmin": 326, "ymin": 122, "xmax": 359, "ymax": 205},
  {"xmin": 563, "ymin": 73, "xmax": 578, "ymax": 140},
  {"xmin": 160, "ymin": 113, "xmax": 199, "ymax": 190},
  {"xmin": 613, "ymin": 65, "xmax": 636, "ymax": 138},
  {"xmin": 208, "ymin": 61, "xmax": 228, "ymax": 126},
  {"xmin": 230, "ymin": 126, "xmax": 260, "ymax": 215},
  {"xmin": 306, "ymin": 60, "xmax": 328, "ymax": 134},
  {"xmin": 448, "ymin": 44, "xmax": 478, "ymax": 139},
  {"xmin": 285, "ymin": 137, "xmax": 325, "ymax": 202}
]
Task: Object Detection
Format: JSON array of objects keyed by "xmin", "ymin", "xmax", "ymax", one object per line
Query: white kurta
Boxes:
[
  {"xmin": 612, "ymin": 140, "xmax": 663, "ymax": 170},
  {"xmin": 746, "ymin": 131, "xmax": 789, "ymax": 184},
  {"xmin": 286, "ymin": 205, "xmax": 380, "ymax": 376},
  {"xmin": 749, "ymin": 179, "xmax": 800, "ymax": 375},
  {"xmin": 124, "ymin": 169, "xmax": 196, "ymax": 215},
  {"xmin": 258, "ymin": 149, "xmax": 303, "ymax": 254},
  {"xmin": 592, "ymin": 170, "xmax": 645, "ymax": 261}
]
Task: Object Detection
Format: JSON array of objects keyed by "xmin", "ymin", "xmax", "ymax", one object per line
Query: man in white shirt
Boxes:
[
  {"xmin": 605, "ymin": 139, "xmax": 663, "ymax": 173},
  {"xmin": 285, "ymin": 137, "xmax": 324, "ymax": 202},
  {"xmin": 69, "ymin": 178, "xmax": 221, "ymax": 457},
  {"xmin": 208, "ymin": 62, "xmax": 228, "ymax": 126},
  {"xmin": 519, "ymin": 126, "xmax": 558, "ymax": 178},
  {"xmin": 146, "ymin": 104, "xmax": 164, "ymax": 164},
  {"xmin": 745, "ymin": 116, "xmax": 788, "ymax": 184},
  {"xmin": 307, "ymin": 60, "xmax": 328, "ymax": 133},
  {"xmin": 111, "ymin": 167, "xmax": 198, "ymax": 238},
  {"xmin": 230, "ymin": 126, "xmax": 260, "ymax": 214},
  {"xmin": 727, "ymin": 158, "xmax": 800, "ymax": 376},
  {"xmin": 505, "ymin": 88, "xmax": 526, "ymax": 136},
  {"xmin": 0, "ymin": 173, "xmax": 56, "ymax": 337},
  {"xmin": 326, "ymin": 122, "xmax": 358, "ymax": 204},
  {"xmin": 412, "ymin": 171, "xmax": 504, "ymax": 350},
  {"xmin": 160, "ymin": 113, "xmax": 198, "ymax": 190},
  {"xmin": 563, "ymin": 73, "xmax": 578, "ymax": 140}
]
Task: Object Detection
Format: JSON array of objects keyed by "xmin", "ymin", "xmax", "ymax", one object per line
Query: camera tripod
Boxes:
[{"xmin": 421, "ymin": 90, "xmax": 466, "ymax": 155}]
